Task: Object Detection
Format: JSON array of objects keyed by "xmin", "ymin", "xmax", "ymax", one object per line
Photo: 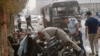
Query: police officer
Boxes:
[
  {"xmin": 37, "ymin": 27, "xmax": 84, "ymax": 56},
  {"xmin": 63, "ymin": 17, "xmax": 86, "ymax": 56}
]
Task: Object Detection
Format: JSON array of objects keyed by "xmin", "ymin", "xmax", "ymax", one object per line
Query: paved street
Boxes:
[{"xmin": 34, "ymin": 19, "xmax": 100, "ymax": 56}]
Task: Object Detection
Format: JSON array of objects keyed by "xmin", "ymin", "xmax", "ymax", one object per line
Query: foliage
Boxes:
[{"xmin": 0, "ymin": 0, "xmax": 27, "ymax": 14}]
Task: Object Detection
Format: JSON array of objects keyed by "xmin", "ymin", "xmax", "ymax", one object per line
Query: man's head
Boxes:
[
  {"xmin": 62, "ymin": 17, "xmax": 69, "ymax": 24},
  {"xmin": 85, "ymin": 11, "xmax": 92, "ymax": 18},
  {"xmin": 37, "ymin": 31, "xmax": 45, "ymax": 41},
  {"xmin": 27, "ymin": 33, "xmax": 31, "ymax": 37},
  {"xmin": 18, "ymin": 15, "xmax": 20, "ymax": 17}
]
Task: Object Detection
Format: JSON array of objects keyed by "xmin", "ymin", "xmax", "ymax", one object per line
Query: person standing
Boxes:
[
  {"xmin": 26, "ymin": 15, "xmax": 34, "ymax": 31},
  {"xmin": 85, "ymin": 11, "xmax": 99, "ymax": 56},
  {"xmin": 63, "ymin": 17, "xmax": 86, "ymax": 56},
  {"xmin": 13, "ymin": 32, "xmax": 20, "ymax": 56},
  {"xmin": 17, "ymin": 15, "xmax": 21, "ymax": 31}
]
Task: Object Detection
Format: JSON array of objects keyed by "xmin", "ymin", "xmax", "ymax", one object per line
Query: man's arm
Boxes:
[
  {"xmin": 75, "ymin": 23, "xmax": 79, "ymax": 36},
  {"xmin": 95, "ymin": 26, "xmax": 100, "ymax": 42},
  {"xmin": 96, "ymin": 20, "xmax": 100, "ymax": 38},
  {"xmin": 85, "ymin": 26, "xmax": 88, "ymax": 38},
  {"xmin": 85, "ymin": 19, "xmax": 89, "ymax": 38},
  {"xmin": 74, "ymin": 18, "xmax": 79, "ymax": 36},
  {"xmin": 75, "ymin": 23, "xmax": 80, "ymax": 44},
  {"xmin": 96, "ymin": 26, "xmax": 100, "ymax": 38}
]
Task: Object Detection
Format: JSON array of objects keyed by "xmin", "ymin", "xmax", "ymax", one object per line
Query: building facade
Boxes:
[
  {"xmin": 79, "ymin": 3, "xmax": 100, "ymax": 14},
  {"xmin": 36, "ymin": 0, "xmax": 57, "ymax": 14}
]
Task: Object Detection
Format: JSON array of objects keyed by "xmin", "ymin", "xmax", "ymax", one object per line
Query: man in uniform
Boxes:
[
  {"xmin": 63, "ymin": 17, "xmax": 86, "ymax": 56},
  {"xmin": 37, "ymin": 27, "xmax": 84, "ymax": 56}
]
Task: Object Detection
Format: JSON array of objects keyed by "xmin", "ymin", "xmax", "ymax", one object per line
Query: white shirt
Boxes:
[
  {"xmin": 67, "ymin": 18, "xmax": 78, "ymax": 34},
  {"xmin": 17, "ymin": 35, "xmax": 27, "ymax": 56}
]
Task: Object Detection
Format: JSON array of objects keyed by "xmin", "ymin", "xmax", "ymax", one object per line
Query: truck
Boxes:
[{"xmin": 41, "ymin": 0, "xmax": 81, "ymax": 28}]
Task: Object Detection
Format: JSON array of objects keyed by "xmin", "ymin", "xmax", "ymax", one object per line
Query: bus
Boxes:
[{"xmin": 41, "ymin": 0, "xmax": 80, "ymax": 28}]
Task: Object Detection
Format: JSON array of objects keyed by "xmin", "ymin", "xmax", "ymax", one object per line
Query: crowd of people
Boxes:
[{"xmin": 7, "ymin": 11, "xmax": 100, "ymax": 56}]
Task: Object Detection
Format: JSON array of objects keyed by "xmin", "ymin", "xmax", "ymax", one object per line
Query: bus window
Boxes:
[
  {"xmin": 44, "ymin": 8, "xmax": 50, "ymax": 22},
  {"xmin": 68, "ymin": 6, "xmax": 79, "ymax": 15},
  {"xmin": 52, "ymin": 7, "xmax": 67, "ymax": 16},
  {"xmin": 52, "ymin": 8, "xmax": 57, "ymax": 16},
  {"xmin": 52, "ymin": 2, "xmax": 79, "ymax": 17},
  {"xmin": 74, "ymin": 7, "xmax": 79, "ymax": 14}
]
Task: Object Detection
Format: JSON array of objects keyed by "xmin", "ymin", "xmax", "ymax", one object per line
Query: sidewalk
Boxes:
[{"xmin": 84, "ymin": 39, "xmax": 100, "ymax": 56}]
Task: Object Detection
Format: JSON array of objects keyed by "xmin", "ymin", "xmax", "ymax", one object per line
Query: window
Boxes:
[
  {"xmin": 52, "ymin": 2, "xmax": 79, "ymax": 17},
  {"xmin": 44, "ymin": 7, "xmax": 50, "ymax": 22}
]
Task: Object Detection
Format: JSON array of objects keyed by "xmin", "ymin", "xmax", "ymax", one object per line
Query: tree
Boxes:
[{"xmin": 0, "ymin": 0, "xmax": 27, "ymax": 56}]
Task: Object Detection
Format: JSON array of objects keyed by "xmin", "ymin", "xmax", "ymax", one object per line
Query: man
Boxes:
[
  {"xmin": 17, "ymin": 15, "xmax": 21, "ymax": 31},
  {"xmin": 13, "ymin": 32, "xmax": 20, "ymax": 56},
  {"xmin": 37, "ymin": 27, "xmax": 84, "ymax": 56},
  {"xmin": 63, "ymin": 17, "xmax": 86, "ymax": 56},
  {"xmin": 8, "ymin": 36, "xmax": 14, "ymax": 56},
  {"xmin": 26, "ymin": 15, "xmax": 34, "ymax": 30},
  {"xmin": 85, "ymin": 11, "xmax": 99, "ymax": 56}
]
